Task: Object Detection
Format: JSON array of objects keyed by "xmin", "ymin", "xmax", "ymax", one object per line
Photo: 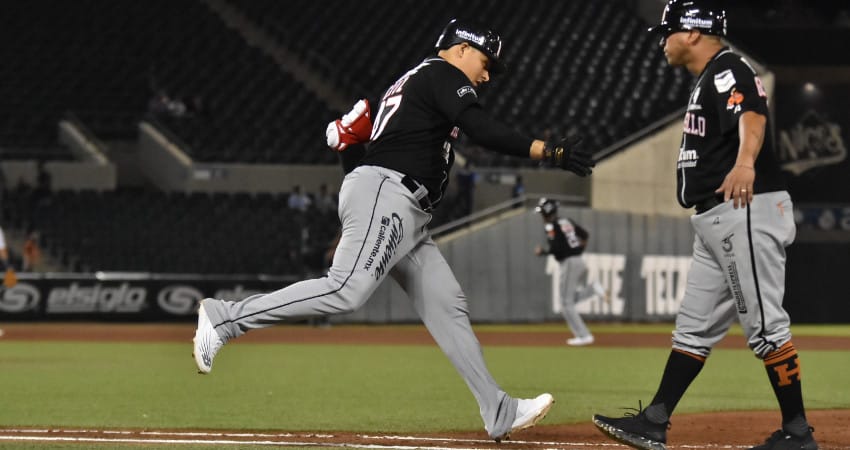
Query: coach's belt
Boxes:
[
  {"xmin": 694, "ymin": 194, "xmax": 725, "ymax": 214},
  {"xmin": 401, "ymin": 175, "xmax": 433, "ymax": 212}
]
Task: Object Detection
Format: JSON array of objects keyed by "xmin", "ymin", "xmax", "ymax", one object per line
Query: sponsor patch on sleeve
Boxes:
[
  {"xmin": 726, "ymin": 88, "xmax": 744, "ymax": 113},
  {"xmin": 713, "ymin": 69, "xmax": 736, "ymax": 92},
  {"xmin": 457, "ymin": 86, "xmax": 477, "ymax": 98}
]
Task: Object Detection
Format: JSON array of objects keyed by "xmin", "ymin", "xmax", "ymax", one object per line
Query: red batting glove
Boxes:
[{"xmin": 325, "ymin": 99, "xmax": 372, "ymax": 152}]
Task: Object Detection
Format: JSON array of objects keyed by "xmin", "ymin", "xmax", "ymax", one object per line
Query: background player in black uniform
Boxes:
[
  {"xmin": 534, "ymin": 198, "xmax": 606, "ymax": 346},
  {"xmin": 194, "ymin": 19, "xmax": 594, "ymax": 442},
  {"xmin": 592, "ymin": 2, "xmax": 817, "ymax": 450}
]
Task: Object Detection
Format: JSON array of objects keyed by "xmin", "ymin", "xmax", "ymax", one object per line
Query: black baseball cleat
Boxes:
[
  {"xmin": 592, "ymin": 404, "xmax": 669, "ymax": 450},
  {"xmin": 749, "ymin": 427, "xmax": 818, "ymax": 450}
]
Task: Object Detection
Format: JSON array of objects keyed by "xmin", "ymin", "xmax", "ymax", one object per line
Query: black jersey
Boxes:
[
  {"xmin": 676, "ymin": 48, "xmax": 785, "ymax": 209},
  {"xmin": 359, "ymin": 57, "xmax": 480, "ymax": 206},
  {"xmin": 545, "ymin": 218, "xmax": 588, "ymax": 262}
]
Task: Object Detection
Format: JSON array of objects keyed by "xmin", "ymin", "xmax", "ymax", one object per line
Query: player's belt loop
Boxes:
[{"xmin": 401, "ymin": 175, "xmax": 433, "ymax": 213}]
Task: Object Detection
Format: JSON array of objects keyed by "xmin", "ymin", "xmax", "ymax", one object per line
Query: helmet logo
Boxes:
[
  {"xmin": 454, "ymin": 29, "xmax": 486, "ymax": 47},
  {"xmin": 679, "ymin": 16, "xmax": 713, "ymax": 29}
]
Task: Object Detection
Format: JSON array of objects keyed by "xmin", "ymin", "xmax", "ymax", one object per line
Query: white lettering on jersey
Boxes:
[
  {"xmin": 754, "ymin": 76, "xmax": 767, "ymax": 98},
  {"xmin": 683, "ymin": 112, "xmax": 706, "ymax": 136},
  {"xmin": 714, "ymin": 69, "xmax": 736, "ymax": 92},
  {"xmin": 384, "ymin": 61, "xmax": 429, "ymax": 98},
  {"xmin": 371, "ymin": 95, "xmax": 402, "ymax": 141},
  {"xmin": 677, "ymin": 148, "xmax": 699, "ymax": 168},
  {"xmin": 372, "ymin": 61, "xmax": 432, "ymax": 140}
]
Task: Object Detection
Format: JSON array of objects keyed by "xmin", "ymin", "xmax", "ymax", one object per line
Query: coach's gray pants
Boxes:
[
  {"xmin": 203, "ymin": 165, "xmax": 517, "ymax": 438},
  {"xmin": 674, "ymin": 191, "xmax": 795, "ymax": 359}
]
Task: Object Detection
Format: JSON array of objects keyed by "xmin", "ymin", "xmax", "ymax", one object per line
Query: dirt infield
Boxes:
[{"xmin": 1, "ymin": 323, "xmax": 848, "ymax": 449}]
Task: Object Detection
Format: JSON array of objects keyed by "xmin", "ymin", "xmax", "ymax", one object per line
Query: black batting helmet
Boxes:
[
  {"xmin": 535, "ymin": 198, "xmax": 558, "ymax": 216},
  {"xmin": 648, "ymin": 0, "xmax": 727, "ymax": 37},
  {"xmin": 435, "ymin": 19, "xmax": 505, "ymax": 73}
]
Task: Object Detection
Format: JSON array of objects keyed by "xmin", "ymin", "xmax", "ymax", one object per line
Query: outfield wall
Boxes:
[
  {"xmin": 0, "ymin": 207, "xmax": 843, "ymax": 323},
  {"xmin": 0, "ymin": 208, "xmax": 695, "ymax": 323}
]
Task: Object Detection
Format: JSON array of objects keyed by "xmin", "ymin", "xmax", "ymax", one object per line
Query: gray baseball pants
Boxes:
[
  {"xmin": 202, "ymin": 165, "xmax": 517, "ymax": 438},
  {"xmin": 559, "ymin": 256, "xmax": 596, "ymax": 339},
  {"xmin": 673, "ymin": 191, "xmax": 796, "ymax": 359}
]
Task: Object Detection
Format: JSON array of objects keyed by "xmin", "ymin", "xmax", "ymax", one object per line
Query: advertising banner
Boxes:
[{"xmin": 0, "ymin": 273, "xmax": 296, "ymax": 322}]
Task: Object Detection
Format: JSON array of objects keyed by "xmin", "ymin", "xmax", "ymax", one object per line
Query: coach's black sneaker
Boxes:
[
  {"xmin": 593, "ymin": 403, "xmax": 669, "ymax": 450},
  {"xmin": 750, "ymin": 427, "xmax": 818, "ymax": 450}
]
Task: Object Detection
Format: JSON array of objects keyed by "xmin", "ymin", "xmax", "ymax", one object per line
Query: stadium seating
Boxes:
[
  {"xmin": 1, "ymin": 0, "xmax": 337, "ymax": 164},
  {"xmin": 3, "ymin": 187, "xmax": 339, "ymax": 274}
]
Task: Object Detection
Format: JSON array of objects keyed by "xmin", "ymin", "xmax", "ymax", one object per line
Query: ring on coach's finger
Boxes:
[{"xmin": 741, "ymin": 189, "xmax": 748, "ymax": 192}]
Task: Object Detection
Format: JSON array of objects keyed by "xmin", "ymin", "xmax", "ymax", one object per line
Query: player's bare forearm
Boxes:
[
  {"xmin": 737, "ymin": 111, "xmax": 765, "ymax": 167},
  {"xmin": 715, "ymin": 111, "xmax": 765, "ymax": 207}
]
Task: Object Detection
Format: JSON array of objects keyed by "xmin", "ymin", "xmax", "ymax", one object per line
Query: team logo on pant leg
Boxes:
[
  {"xmin": 721, "ymin": 234, "xmax": 746, "ymax": 313},
  {"xmin": 721, "ymin": 233, "xmax": 734, "ymax": 254},
  {"xmin": 363, "ymin": 213, "xmax": 404, "ymax": 279},
  {"xmin": 726, "ymin": 261, "xmax": 747, "ymax": 314}
]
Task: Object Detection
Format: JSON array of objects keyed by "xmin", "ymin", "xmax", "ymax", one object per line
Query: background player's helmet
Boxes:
[
  {"xmin": 535, "ymin": 198, "xmax": 558, "ymax": 216},
  {"xmin": 648, "ymin": 0, "xmax": 727, "ymax": 37},
  {"xmin": 435, "ymin": 19, "xmax": 505, "ymax": 73}
]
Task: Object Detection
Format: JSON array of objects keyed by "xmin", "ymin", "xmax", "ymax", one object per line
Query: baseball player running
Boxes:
[
  {"xmin": 534, "ymin": 198, "xmax": 606, "ymax": 346},
  {"xmin": 592, "ymin": 2, "xmax": 817, "ymax": 449},
  {"xmin": 193, "ymin": 19, "xmax": 594, "ymax": 441}
]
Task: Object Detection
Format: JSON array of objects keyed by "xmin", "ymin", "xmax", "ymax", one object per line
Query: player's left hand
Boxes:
[
  {"xmin": 715, "ymin": 164, "xmax": 755, "ymax": 209},
  {"xmin": 543, "ymin": 135, "xmax": 594, "ymax": 176}
]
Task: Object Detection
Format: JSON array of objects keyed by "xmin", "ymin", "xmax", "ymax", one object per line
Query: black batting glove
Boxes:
[{"xmin": 542, "ymin": 135, "xmax": 594, "ymax": 176}]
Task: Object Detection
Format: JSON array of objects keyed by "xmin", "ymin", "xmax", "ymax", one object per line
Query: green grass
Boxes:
[
  {"xmin": 1, "ymin": 331, "xmax": 848, "ymax": 434},
  {"xmin": 476, "ymin": 322, "xmax": 850, "ymax": 336}
]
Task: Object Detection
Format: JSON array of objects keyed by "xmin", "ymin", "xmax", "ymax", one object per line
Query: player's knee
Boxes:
[
  {"xmin": 325, "ymin": 272, "xmax": 375, "ymax": 313},
  {"xmin": 428, "ymin": 290, "xmax": 469, "ymax": 318},
  {"xmin": 336, "ymin": 295, "xmax": 366, "ymax": 313}
]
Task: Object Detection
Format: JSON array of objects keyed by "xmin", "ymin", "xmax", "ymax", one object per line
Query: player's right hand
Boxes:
[
  {"xmin": 326, "ymin": 99, "xmax": 372, "ymax": 152},
  {"xmin": 543, "ymin": 135, "xmax": 594, "ymax": 176}
]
